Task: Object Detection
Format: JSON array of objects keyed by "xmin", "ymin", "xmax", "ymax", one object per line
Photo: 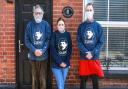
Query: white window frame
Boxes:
[
  {"xmin": 83, "ymin": 0, "xmax": 128, "ymax": 71},
  {"xmin": 83, "ymin": 0, "xmax": 128, "ymax": 28}
]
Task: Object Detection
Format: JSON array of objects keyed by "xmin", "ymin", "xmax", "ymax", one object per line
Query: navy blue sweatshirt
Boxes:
[
  {"xmin": 50, "ymin": 31, "xmax": 72, "ymax": 68},
  {"xmin": 77, "ymin": 20, "xmax": 104, "ymax": 60},
  {"xmin": 25, "ymin": 20, "xmax": 51, "ymax": 61}
]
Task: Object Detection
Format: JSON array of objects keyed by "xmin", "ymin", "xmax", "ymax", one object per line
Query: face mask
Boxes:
[
  {"xmin": 58, "ymin": 27, "xmax": 65, "ymax": 33},
  {"xmin": 34, "ymin": 16, "xmax": 43, "ymax": 23},
  {"xmin": 85, "ymin": 11, "xmax": 93, "ymax": 20}
]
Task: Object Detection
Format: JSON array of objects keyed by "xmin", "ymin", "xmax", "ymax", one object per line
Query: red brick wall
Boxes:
[
  {"xmin": 0, "ymin": 0, "xmax": 15, "ymax": 84},
  {"xmin": 0, "ymin": 0, "xmax": 128, "ymax": 88},
  {"xmin": 53, "ymin": 0, "xmax": 128, "ymax": 88}
]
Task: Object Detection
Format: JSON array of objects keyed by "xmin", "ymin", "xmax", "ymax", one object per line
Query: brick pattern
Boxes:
[
  {"xmin": 0, "ymin": 0, "xmax": 15, "ymax": 84},
  {"xmin": 0, "ymin": 0, "xmax": 128, "ymax": 88},
  {"xmin": 52, "ymin": 0, "xmax": 128, "ymax": 88},
  {"xmin": 52, "ymin": 0, "xmax": 83, "ymax": 86}
]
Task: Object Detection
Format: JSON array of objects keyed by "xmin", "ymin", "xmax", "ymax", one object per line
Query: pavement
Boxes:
[
  {"xmin": 0, "ymin": 85, "xmax": 127, "ymax": 89},
  {"xmin": 63, "ymin": 86, "xmax": 128, "ymax": 89}
]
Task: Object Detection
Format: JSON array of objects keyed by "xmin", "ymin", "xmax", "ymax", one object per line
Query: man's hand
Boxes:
[
  {"xmin": 34, "ymin": 49, "xmax": 43, "ymax": 57},
  {"xmin": 86, "ymin": 51, "xmax": 93, "ymax": 59},
  {"xmin": 60, "ymin": 62, "xmax": 67, "ymax": 68}
]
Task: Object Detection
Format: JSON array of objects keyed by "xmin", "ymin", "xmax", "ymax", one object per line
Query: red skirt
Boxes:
[{"xmin": 79, "ymin": 59, "xmax": 104, "ymax": 78}]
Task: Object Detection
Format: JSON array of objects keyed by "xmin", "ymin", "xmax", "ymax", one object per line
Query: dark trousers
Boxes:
[
  {"xmin": 30, "ymin": 60, "xmax": 47, "ymax": 89},
  {"xmin": 80, "ymin": 75, "xmax": 99, "ymax": 89}
]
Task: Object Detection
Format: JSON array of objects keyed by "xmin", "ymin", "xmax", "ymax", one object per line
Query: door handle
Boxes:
[{"xmin": 19, "ymin": 40, "xmax": 24, "ymax": 53}]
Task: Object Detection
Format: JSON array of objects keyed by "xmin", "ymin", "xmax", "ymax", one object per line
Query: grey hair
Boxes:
[{"xmin": 33, "ymin": 4, "xmax": 44, "ymax": 12}]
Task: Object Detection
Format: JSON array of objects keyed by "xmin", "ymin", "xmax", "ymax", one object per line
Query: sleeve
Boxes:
[
  {"xmin": 50, "ymin": 33, "xmax": 63, "ymax": 65},
  {"xmin": 91, "ymin": 24, "xmax": 104, "ymax": 55},
  {"xmin": 41, "ymin": 22, "xmax": 52, "ymax": 53},
  {"xmin": 24, "ymin": 23, "xmax": 36, "ymax": 52},
  {"xmin": 65, "ymin": 32, "xmax": 72, "ymax": 62},
  {"xmin": 77, "ymin": 24, "xmax": 88, "ymax": 54}
]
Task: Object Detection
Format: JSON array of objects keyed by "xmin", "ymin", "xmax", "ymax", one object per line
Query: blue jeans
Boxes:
[{"xmin": 52, "ymin": 67, "xmax": 69, "ymax": 89}]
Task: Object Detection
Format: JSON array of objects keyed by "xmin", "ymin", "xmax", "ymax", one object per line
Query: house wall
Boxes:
[
  {"xmin": 52, "ymin": 0, "xmax": 128, "ymax": 88},
  {"xmin": 0, "ymin": 0, "xmax": 128, "ymax": 88},
  {"xmin": 0, "ymin": 0, "xmax": 15, "ymax": 84}
]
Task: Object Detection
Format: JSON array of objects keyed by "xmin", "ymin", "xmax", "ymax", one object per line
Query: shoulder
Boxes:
[
  {"xmin": 41, "ymin": 20, "xmax": 50, "ymax": 26},
  {"xmin": 25, "ymin": 20, "xmax": 35, "ymax": 31},
  {"xmin": 66, "ymin": 31, "xmax": 71, "ymax": 36},
  {"xmin": 26, "ymin": 20, "xmax": 34, "ymax": 27},
  {"xmin": 52, "ymin": 31, "xmax": 58, "ymax": 36},
  {"xmin": 65, "ymin": 31, "xmax": 71, "ymax": 39},
  {"xmin": 77, "ymin": 21, "xmax": 87, "ymax": 31},
  {"xmin": 93, "ymin": 21, "xmax": 103, "ymax": 33},
  {"xmin": 79, "ymin": 21, "xmax": 86, "ymax": 27},
  {"xmin": 94, "ymin": 21, "xmax": 102, "ymax": 28}
]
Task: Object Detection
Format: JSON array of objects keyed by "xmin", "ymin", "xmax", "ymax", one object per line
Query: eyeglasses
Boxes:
[{"xmin": 34, "ymin": 12, "xmax": 43, "ymax": 15}]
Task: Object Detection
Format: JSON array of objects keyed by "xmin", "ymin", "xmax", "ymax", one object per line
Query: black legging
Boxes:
[{"xmin": 80, "ymin": 75, "xmax": 99, "ymax": 89}]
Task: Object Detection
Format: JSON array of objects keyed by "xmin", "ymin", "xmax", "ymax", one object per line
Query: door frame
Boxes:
[{"xmin": 15, "ymin": 0, "xmax": 53, "ymax": 89}]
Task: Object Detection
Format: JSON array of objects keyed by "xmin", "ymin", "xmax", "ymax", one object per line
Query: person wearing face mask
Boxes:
[
  {"xmin": 50, "ymin": 17, "xmax": 72, "ymax": 89},
  {"xmin": 24, "ymin": 4, "xmax": 51, "ymax": 89},
  {"xmin": 76, "ymin": 3, "xmax": 104, "ymax": 89}
]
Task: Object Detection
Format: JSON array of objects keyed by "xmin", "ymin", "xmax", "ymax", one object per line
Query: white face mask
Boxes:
[
  {"xmin": 58, "ymin": 27, "xmax": 65, "ymax": 33},
  {"xmin": 33, "ymin": 8, "xmax": 44, "ymax": 23},
  {"xmin": 57, "ymin": 20, "xmax": 65, "ymax": 33},
  {"xmin": 85, "ymin": 11, "xmax": 93, "ymax": 20}
]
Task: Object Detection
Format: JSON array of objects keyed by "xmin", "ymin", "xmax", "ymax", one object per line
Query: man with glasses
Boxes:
[{"xmin": 25, "ymin": 4, "xmax": 51, "ymax": 89}]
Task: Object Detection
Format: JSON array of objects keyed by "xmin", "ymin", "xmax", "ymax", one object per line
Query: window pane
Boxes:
[
  {"xmin": 108, "ymin": 28, "xmax": 128, "ymax": 57},
  {"xmin": 93, "ymin": 0, "xmax": 108, "ymax": 21},
  {"xmin": 88, "ymin": 0, "xmax": 128, "ymax": 21},
  {"xmin": 100, "ymin": 27, "xmax": 107, "ymax": 68},
  {"xmin": 109, "ymin": 0, "xmax": 128, "ymax": 21},
  {"xmin": 100, "ymin": 27, "xmax": 107, "ymax": 60},
  {"xmin": 101, "ymin": 28, "xmax": 128, "ymax": 70}
]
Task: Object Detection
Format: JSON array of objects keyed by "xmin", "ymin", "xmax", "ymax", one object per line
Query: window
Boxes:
[{"xmin": 83, "ymin": 0, "xmax": 128, "ymax": 72}]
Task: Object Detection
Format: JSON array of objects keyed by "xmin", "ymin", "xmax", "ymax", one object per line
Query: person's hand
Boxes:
[
  {"xmin": 34, "ymin": 49, "xmax": 43, "ymax": 56},
  {"xmin": 60, "ymin": 62, "xmax": 67, "ymax": 68},
  {"xmin": 86, "ymin": 51, "xmax": 93, "ymax": 59}
]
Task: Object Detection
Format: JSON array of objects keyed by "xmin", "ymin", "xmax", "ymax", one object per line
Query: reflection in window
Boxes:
[{"xmin": 100, "ymin": 28, "xmax": 128, "ymax": 69}]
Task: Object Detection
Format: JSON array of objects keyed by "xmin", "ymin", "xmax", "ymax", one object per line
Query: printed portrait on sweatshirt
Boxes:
[
  {"xmin": 84, "ymin": 27, "xmax": 94, "ymax": 44},
  {"xmin": 33, "ymin": 31, "xmax": 43, "ymax": 45},
  {"xmin": 58, "ymin": 38, "xmax": 68, "ymax": 56}
]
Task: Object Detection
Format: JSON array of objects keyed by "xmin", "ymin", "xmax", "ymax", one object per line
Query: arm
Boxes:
[
  {"xmin": 91, "ymin": 24, "xmax": 104, "ymax": 55},
  {"xmin": 77, "ymin": 24, "xmax": 88, "ymax": 54},
  {"xmin": 41, "ymin": 22, "xmax": 52, "ymax": 53},
  {"xmin": 24, "ymin": 23, "xmax": 36, "ymax": 52}
]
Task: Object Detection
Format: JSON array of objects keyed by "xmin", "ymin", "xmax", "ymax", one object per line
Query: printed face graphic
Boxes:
[
  {"xmin": 86, "ymin": 31, "xmax": 93, "ymax": 39},
  {"xmin": 58, "ymin": 39, "xmax": 68, "ymax": 56},
  {"xmin": 35, "ymin": 31, "xmax": 43, "ymax": 40},
  {"xmin": 84, "ymin": 27, "xmax": 95, "ymax": 44},
  {"xmin": 59, "ymin": 41, "xmax": 67, "ymax": 51}
]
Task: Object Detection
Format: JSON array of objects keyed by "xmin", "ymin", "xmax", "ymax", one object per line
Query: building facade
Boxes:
[{"xmin": 0, "ymin": 0, "xmax": 128, "ymax": 89}]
